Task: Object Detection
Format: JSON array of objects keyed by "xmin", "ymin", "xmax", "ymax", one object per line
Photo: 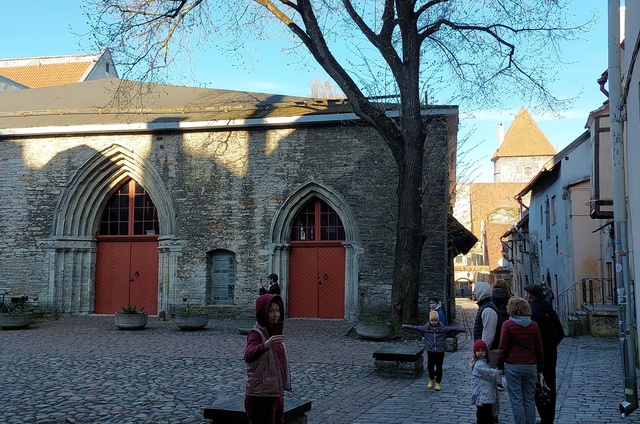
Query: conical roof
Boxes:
[{"xmin": 491, "ymin": 107, "xmax": 556, "ymax": 160}]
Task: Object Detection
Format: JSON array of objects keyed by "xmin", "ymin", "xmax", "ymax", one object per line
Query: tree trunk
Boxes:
[{"xmin": 391, "ymin": 132, "xmax": 425, "ymax": 328}]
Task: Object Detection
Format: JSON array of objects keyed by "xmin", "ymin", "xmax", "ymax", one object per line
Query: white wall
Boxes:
[
  {"xmin": 528, "ymin": 138, "xmax": 594, "ymax": 297},
  {"xmin": 623, "ymin": 2, "xmax": 640, "ymax": 343}
]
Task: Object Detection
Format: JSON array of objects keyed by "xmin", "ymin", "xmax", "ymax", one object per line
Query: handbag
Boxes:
[{"xmin": 535, "ymin": 373, "xmax": 552, "ymax": 407}]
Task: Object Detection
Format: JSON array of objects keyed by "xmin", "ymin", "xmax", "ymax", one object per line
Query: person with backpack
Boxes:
[
  {"xmin": 525, "ymin": 284, "xmax": 565, "ymax": 424},
  {"xmin": 492, "ymin": 279, "xmax": 513, "ymax": 391},
  {"xmin": 474, "ymin": 281, "xmax": 499, "ymax": 367},
  {"xmin": 474, "ymin": 281, "xmax": 501, "ymax": 422}
]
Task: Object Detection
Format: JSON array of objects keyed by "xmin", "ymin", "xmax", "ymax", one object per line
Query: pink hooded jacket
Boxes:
[{"xmin": 244, "ymin": 294, "xmax": 291, "ymax": 397}]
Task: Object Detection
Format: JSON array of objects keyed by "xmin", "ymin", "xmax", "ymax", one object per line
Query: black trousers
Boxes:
[
  {"xmin": 477, "ymin": 404, "xmax": 494, "ymax": 424},
  {"xmin": 537, "ymin": 347, "xmax": 558, "ymax": 424},
  {"xmin": 427, "ymin": 351, "xmax": 445, "ymax": 383},
  {"xmin": 245, "ymin": 395, "xmax": 284, "ymax": 424}
]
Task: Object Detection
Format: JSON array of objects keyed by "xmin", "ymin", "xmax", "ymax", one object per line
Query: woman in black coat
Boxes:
[{"xmin": 525, "ymin": 284, "xmax": 565, "ymax": 424}]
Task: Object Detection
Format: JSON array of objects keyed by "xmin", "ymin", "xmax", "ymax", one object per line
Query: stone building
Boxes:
[
  {"xmin": 491, "ymin": 107, "xmax": 557, "ymax": 183},
  {"xmin": 453, "ymin": 107, "xmax": 557, "ymax": 291},
  {"xmin": 0, "ymin": 78, "xmax": 460, "ymax": 321}
]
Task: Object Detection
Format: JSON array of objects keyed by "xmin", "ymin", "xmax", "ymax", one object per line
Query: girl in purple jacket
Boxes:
[{"xmin": 403, "ymin": 311, "xmax": 466, "ymax": 391}]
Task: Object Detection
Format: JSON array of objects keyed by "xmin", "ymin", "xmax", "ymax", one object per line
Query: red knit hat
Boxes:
[{"xmin": 473, "ymin": 339, "xmax": 488, "ymax": 352}]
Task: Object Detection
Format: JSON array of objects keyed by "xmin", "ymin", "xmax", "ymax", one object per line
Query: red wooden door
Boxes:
[
  {"xmin": 94, "ymin": 179, "xmax": 160, "ymax": 314},
  {"xmin": 289, "ymin": 246, "xmax": 345, "ymax": 318},
  {"xmin": 95, "ymin": 240, "xmax": 159, "ymax": 314},
  {"xmin": 317, "ymin": 246, "xmax": 345, "ymax": 318},
  {"xmin": 129, "ymin": 241, "xmax": 159, "ymax": 314},
  {"xmin": 288, "ymin": 247, "xmax": 317, "ymax": 317},
  {"xmin": 95, "ymin": 241, "xmax": 130, "ymax": 314}
]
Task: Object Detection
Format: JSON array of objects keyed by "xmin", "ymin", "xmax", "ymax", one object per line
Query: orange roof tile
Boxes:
[
  {"xmin": 485, "ymin": 222, "xmax": 514, "ymax": 270},
  {"xmin": 469, "ymin": 182, "xmax": 523, "ymax": 236},
  {"xmin": 492, "ymin": 107, "xmax": 557, "ymax": 160},
  {"xmin": 0, "ymin": 53, "xmax": 100, "ymax": 88},
  {"xmin": 0, "ymin": 62, "xmax": 92, "ymax": 88},
  {"xmin": 458, "ymin": 182, "xmax": 523, "ymax": 271}
]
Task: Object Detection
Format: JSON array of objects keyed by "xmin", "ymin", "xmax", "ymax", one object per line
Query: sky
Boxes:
[{"xmin": 0, "ymin": 1, "xmax": 609, "ymax": 183}]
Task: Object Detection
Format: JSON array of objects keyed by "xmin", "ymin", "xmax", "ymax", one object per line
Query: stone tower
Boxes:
[{"xmin": 491, "ymin": 107, "xmax": 557, "ymax": 182}]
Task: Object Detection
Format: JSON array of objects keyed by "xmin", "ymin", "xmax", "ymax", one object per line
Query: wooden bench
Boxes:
[
  {"xmin": 204, "ymin": 397, "xmax": 312, "ymax": 424},
  {"xmin": 372, "ymin": 345, "xmax": 424, "ymax": 378}
]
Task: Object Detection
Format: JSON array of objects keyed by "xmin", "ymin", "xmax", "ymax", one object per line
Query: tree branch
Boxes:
[
  {"xmin": 341, "ymin": 0, "xmax": 403, "ymax": 70},
  {"xmin": 253, "ymin": 0, "xmax": 405, "ymax": 162}
]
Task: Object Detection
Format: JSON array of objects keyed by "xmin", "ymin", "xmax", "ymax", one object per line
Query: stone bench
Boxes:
[
  {"xmin": 203, "ymin": 397, "xmax": 312, "ymax": 424},
  {"xmin": 372, "ymin": 345, "xmax": 424, "ymax": 378}
]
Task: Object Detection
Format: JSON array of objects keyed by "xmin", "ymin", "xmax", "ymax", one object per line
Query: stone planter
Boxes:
[
  {"xmin": 355, "ymin": 322, "xmax": 392, "ymax": 341},
  {"xmin": 236, "ymin": 316, "xmax": 255, "ymax": 335},
  {"xmin": 175, "ymin": 313, "xmax": 209, "ymax": 331},
  {"xmin": 114, "ymin": 312, "xmax": 148, "ymax": 330},
  {"xmin": 0, "ymin": 312, "xmax": 33, "ymax": 330}
]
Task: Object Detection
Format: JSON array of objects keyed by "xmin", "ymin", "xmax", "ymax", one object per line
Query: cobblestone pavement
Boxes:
[{"xmin": 0, "ymin": 298, "xmax": 633, "ymax": 423}]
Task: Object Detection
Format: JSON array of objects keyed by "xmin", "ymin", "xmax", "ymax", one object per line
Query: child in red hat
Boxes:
[{"xmin": 471, "ymin": 339, "xmax": 501, "ymax": 423}]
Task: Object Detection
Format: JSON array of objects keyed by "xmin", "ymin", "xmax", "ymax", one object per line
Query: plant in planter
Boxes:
[
  {"xmin": 114, "ymin": 271, "xmax": 148, "ymax": 330},
  {"xmin": 355, "ymin": 314, "xmax": 392, "ymax": 341},
  {"xmin": 0, "ymin": 296, "xmax": 33, "ymax": 330},
  {"xmin": 175, "ymin": 301, "xmax": 209, "ymax": 331},
  {"xmin": 114, "ymin": 305, "xmax": 148, "ymax": 330},
  {"xmin": 236, "ymin": 312, "xmax": 256, "ymax": 335}
]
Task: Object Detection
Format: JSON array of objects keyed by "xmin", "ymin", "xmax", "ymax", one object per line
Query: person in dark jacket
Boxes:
[
  {"xmin": 403, "ymin": 311, "xmax": 466, "ymax": 391},
  {"xmin": 244, "ymin": 294, "xmax": 291, "ymax": 423},
  {"xmin": 429, "ymin": 297, "xmax": 447, "ymax": 325},
  {"xmin": 474, "ymin": 282, "xmax": 499, "ymax": 366},
  {"xmin": 525, "ymin": 284, "xmax": 565, "ymax": 424},
  {"xmin": 492, "ymin": 280, "xmax": 512, "ymax": 391},
  {"xmin": 491, "ymin": 280, "xmax": 512, "ymax": 339},
  {"xmin": 258, "ymin": 273, "xmax": 281, "ymax": 296}
]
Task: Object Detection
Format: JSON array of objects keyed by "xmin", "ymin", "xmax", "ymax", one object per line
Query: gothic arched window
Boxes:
[
  {"xmin": 290, "ymin": 198, "xmax": 345, "ymax": 242},
  {"xmin": 98, "ymin": 179, "xmax": 159, "ymax": 236}
]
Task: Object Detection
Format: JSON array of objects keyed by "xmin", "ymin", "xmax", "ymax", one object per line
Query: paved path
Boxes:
[{"xmin": 0, "ymin": 298, "xmax": 633, "ymax": 423}]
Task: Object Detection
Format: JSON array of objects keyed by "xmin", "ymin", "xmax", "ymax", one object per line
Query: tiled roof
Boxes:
[
  {"xmin": 0, "ymin": 78, "xmax": 457, "ymax": 132},
  {"xmin": 0, "ymin": 53, "xmax": 100, "ymax": 88},
  {"xmin": 492, "ymin": 107, "xmax": 557, "ymax": 160},
  {"xmin": 457, "ymin": 182, "xmax": 523, "ymax": 271},
  {"xmin": 485, "ymin": 222, "xmax": 514, "ymax": 271},
  {"xmin": 469, "ymin": 182, "xmax": 523, "ymax": 235}
]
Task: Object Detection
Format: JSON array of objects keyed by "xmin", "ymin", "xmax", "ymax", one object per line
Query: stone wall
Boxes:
[
  {"xmin": 0, "ymin": 116, "xmax": 452, "ymax": 319},
  {"xmin": 493, "ymin": 156, "xmax": 551, "ymax": 183}
]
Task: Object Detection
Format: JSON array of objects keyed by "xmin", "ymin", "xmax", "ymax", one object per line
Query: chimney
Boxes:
[{"xmin": 497, "ymin": 123, "xmax": 504, "ymax": 147}]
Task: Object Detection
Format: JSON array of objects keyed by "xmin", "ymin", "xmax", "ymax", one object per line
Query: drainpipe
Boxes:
[{"xmin": 608, "ymin": 0, "xmax": 638, "ymax": 417}]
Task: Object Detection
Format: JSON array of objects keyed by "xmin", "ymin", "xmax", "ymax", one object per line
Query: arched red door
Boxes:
[
  {"xmin": 288, "ymin": 199, "xmax": 345, "ymax": 318},
  {"xmin": 94, "ymin": 179, "xmax": 159, "ymax": 314}
]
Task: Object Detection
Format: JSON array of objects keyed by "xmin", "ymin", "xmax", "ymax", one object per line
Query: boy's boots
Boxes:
[
  {"xmin": 427, "ymin": 379, "xmax": 435, "ymax": 389},
  {"xmin": 435, "ymin": 382, "xmax": 441, "ymax": 391}
]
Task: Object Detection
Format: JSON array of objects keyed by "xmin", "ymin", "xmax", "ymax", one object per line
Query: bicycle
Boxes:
[
  {"xmin": 0, "ymin": 288, "xmax": 10, "ymax": 313},
  {"xmin": 0, "ymin": 289, "xmax": 27, "ymax": 313}
]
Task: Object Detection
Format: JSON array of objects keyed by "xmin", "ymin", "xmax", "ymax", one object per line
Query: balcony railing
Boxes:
[{"xmin": 556, "ymin": 277, "xmax": 616, "ymax": 323}]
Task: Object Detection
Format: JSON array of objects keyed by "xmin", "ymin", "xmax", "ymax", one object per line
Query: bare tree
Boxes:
[
  {"xmin": 84, "ymin": 0, "xmax": 588, "ymax": 326},
  {"xmin": 309, "ymin": 78, "xmax": 345, "ymax": 99}
]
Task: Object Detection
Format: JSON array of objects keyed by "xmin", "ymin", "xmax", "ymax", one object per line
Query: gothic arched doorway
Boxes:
[
  {"xmin": 94, "ymin": 179, "xmax": 159, "ymax": 314},
  {"xmin": 288, "ymin": 198, "xmax": 345, "ymax": 318}
]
